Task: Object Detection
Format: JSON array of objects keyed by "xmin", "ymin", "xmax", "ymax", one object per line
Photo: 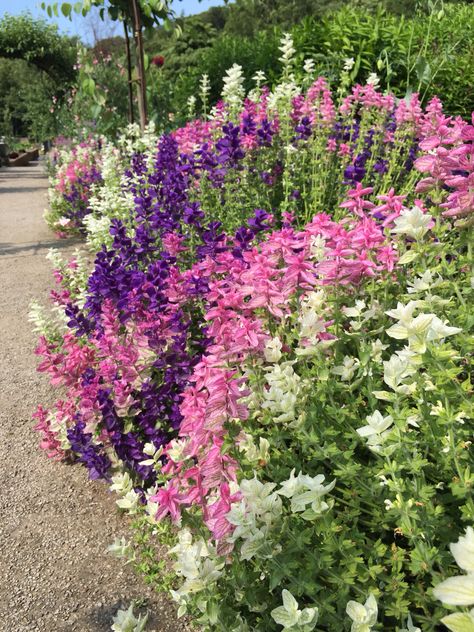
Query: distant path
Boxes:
[{"xmin": 0, "ymin": 164, "xmax": 185, "ymax": 632}]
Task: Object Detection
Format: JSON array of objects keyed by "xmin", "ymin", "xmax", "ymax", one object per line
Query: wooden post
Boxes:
[
  {"xmin": 123, "ymin": 20, "xmax": 135, "ymax": 125},
  {"xmin": 130, "ymin": 0, "xmax": 147, "ymax": 130}
]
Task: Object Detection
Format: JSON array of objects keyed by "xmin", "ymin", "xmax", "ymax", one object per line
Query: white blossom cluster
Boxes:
[
  {"xmin": 238, "ymin": 433, "xmax": 271, "ymax": 465},
  {"xmin": 434, "ymin": 526, "xmax": 474, "ymax": 615},
  {"xmin": 277, "ymin": 469, "xmax": 336, "ymax": 516},
  {"xmin": 29, "ymin": 300, "xmax": 68, "ymax": 340},
  {"xmin": 110, "ymin": 471, "xmax": 141, "ymax": 514},
  {"xmin": 46, "ymin": 247, "xmax": 90, "ymax": 308},
  {"xmin": 111, "ymin": 603, "xmax": 148, "ymax": 632},
  {"xmin": 261, "ymin": 361, "xmax": 301, "ymax": 423},
  {"xmin": 346, "ymin": 593, "xmax": 378, "ymax": 632},
  {"xmin": 369, "ymin": 300, "xmax": 461, "ymax": 402},
  {"xmin": 227, "ymin": 476, "xmax": 282, "ymax": 560},
  {"xmin": 47, "ymin": 409, "xmax": 72, "ymax": 452},
  {"xmin": 86, "ymin": 143, "xmax": 135, "ymax": 249},
  {"xmin": 116, "ymin": 122, "xmax": 159, "ymax": 156},
  {"xmin": 227, "ymin": 470, "xmax": 336, "ymax": 561},
  {"xmin": 295, "ymin": 289, "xmax": 335, "ymax": 357},
  {"xmin": 169, "ymin": 528, "xmax": 224, "ymax": 614},
  {"xmin": 278, "ymin": 33, "xmax": 296, "ymax": 71},
  {"xmin": 342, "ymin": 300, "xmax": 379, "ymax": 332},
  {"xmin": 266, "ymin": 79, "xmax": 301, "ymax": 116},
  {"xmin": 107, "ymin": 536, "xmax": 134, "ymax": 562},
  {"xmin": 199, "ymin": 73, "xmax": 211, "ymax": 114},
  {"xmin": 356, "ymin": 410, "xmax": 394, "ymax": 454},
  {"xmin": 392, "ymin": 206, "xmax": 433, "ymax": 241},
  {"xmin": 221, "ymin": 64, "xmax": 245, "ymax": 113}
]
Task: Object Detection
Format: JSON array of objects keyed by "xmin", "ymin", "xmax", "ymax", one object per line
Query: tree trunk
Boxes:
[
  {"xmin": 123, "ymin": 20, "xmax": 134, "ymax": 125},
  {"xmin": 130, "ymin": 0, "xmax": 147, "ymax": 130}
]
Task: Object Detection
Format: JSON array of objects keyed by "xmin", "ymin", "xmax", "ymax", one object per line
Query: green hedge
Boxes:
[{"xmin": 150, "ymin": 3, "xmax": 474, "ymax": 123}]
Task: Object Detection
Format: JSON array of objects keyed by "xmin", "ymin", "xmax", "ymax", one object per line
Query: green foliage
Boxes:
[
  {"xmin": 415, "ymin": 3, "xmax": 474, "ymax": 117},
  {"xmin": 143, "ymin": 1, "xmax": 474, "ymax": 122},
  {"xmin": 0, "ymin": 13, "xmax": 78, "ymax": 141},
  {"xmin": 151, "ymin": 29, "xmax": 281, "ymax": 126},
  {"xmin": 0, "ymin": 57, "xmax": 63, "ymax": 141},
  {"xmin": 165, "ymin": 199, "xmax": 473, "ymax": 631},
  {"xmin": 0, "ymin": 13, "xmax": 77, "ymax": 85},
  {"xmin": 69, "ymin": 46, "xmax": 131, "ymax": 136},
  {"xmin": 42, "ymin": 0, "xmax": 178, "ymax": 33},
  {"xmin": 130, "ymin": 515, "xmax": 178, "ymax": 593},
  {"xmin": 290, "ymin": 3, "xmax": 474, "ymax": 116}
]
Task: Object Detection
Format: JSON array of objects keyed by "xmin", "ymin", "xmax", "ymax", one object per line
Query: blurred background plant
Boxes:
[
  {"xmin": 149, "ymin": 0, "xmax": 474, "ymax": 124},
  {"xmin": 0, "ymin": 12, "xmax": 77, "ymax": 143}
]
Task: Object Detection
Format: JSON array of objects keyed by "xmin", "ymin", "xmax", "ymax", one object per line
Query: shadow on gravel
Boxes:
[
  {"xmin": 0, "ymin": 165, "xmax": 44, "ymax": 177},
  {"xmin": 0, "ymin": 170, "xmax": 45, "ymax": 175},
  {"xmin": 0, "ymin": 238, "xmax": 83, "ymax": 257},
  {"xmin": 0, "ymin": 160, "xmax": 43, "ymax": 175},
  {"xmin": 0, "ymin": 186, "xmax": 47, "ymax": 193}
]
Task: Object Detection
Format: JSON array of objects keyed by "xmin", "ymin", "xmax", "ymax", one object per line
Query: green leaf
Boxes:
[
  {"xmin": 206, "ymin": 600, "xmax": 220, "ymax": 625},
  {"xmin": 350, "ymin": 54, "xmax": 361, "ymax": 81},
  {"xmin": 81, "ymin": 76, "xmax": 96, "ymax": 95},
  {"xmin": 271, "ymin": 605, "xmax": 298, "ymax": 628},
  {"xmin": 398, "ymin": 250, "xmax": 419, "ymax": 265},
  {"xmin": 415, "ymin": 56, "xmax": 431, "ymax": 85},
  {"xmin": 61, "ymin": 3, "xmax": 72, "ymax": 17},
  {"xmin": 91, "ymin": 103, "xmax": 102, "ymax": 119},
  {"xmin": 94, "ymin": 92, "xmax": 106, "ymax": 106},
  {"xmin": 373, "ymin": 390, "xmax": 395, "ymax": 401},
  {"xmin": 108, "ymin": 5, "xmax": 119, "ymax": 21},
  {"xmin": 269, "ymin": 568, "xmax": 286, "ymax": 591}
]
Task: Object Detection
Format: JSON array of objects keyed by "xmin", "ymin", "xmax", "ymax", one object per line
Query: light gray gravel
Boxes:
[{"xmin": 0, "ymin": 164, "xmax": 190, "ymax": 632}]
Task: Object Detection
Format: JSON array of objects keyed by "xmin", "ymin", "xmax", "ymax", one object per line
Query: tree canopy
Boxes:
[{"xmin": 0, "ymin": 13, "xmax": 77, "ymax": 86}]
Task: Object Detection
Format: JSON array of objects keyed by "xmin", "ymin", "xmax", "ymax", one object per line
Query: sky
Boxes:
[{"xmin": 0, "ymin": 0, "xmax": 225, "ymax": 42}]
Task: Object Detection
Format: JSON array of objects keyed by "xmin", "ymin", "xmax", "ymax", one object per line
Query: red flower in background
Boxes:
[{"xmin": 151, "ymin": 55, "xmax": 165, "ymax": 68}]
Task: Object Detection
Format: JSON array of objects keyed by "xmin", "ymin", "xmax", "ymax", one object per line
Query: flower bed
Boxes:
[
  {"xmin": 34, "ymin": 41, "xmax": 473, "ymax": 632},
  {"xmin": 44, "ymin": 135, "xmax": 105, "ymax": 236}
]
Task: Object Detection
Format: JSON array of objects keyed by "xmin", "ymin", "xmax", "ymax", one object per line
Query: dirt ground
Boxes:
[{"xmin": 0, "ymin": 164, "xmax": 189, "ymax": 632}]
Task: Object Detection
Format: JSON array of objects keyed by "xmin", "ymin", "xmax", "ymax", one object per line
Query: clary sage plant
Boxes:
[{"xmin": 34, "ymin": 33, "xmax": 473, "ymax": 632}]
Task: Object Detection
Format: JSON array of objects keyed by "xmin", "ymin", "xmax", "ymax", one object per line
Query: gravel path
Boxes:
[{"xmin": 0, "ymin": 164, "xmax": 188, "ymax": 632}]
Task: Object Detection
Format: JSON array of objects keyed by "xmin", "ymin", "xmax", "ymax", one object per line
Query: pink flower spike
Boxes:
[{"xmin": 151, "ymin": 484, "xmax": 183, "ymax": 523}]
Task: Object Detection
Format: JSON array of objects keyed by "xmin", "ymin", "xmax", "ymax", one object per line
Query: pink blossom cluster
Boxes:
[
  {"xmin": 172, "ymin": 119, "xmax": 219, "ymax": 154},
  {"xmin": 150, "ymin": 213, "xmax": 397, "ymax": 544},
  {"xmin": 55, "ymin": 138, "xmax": 102, "ymax": 196},
  {"xmin": 415, "ymin": 100, "xmax": 474, "ymax": 221}
]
